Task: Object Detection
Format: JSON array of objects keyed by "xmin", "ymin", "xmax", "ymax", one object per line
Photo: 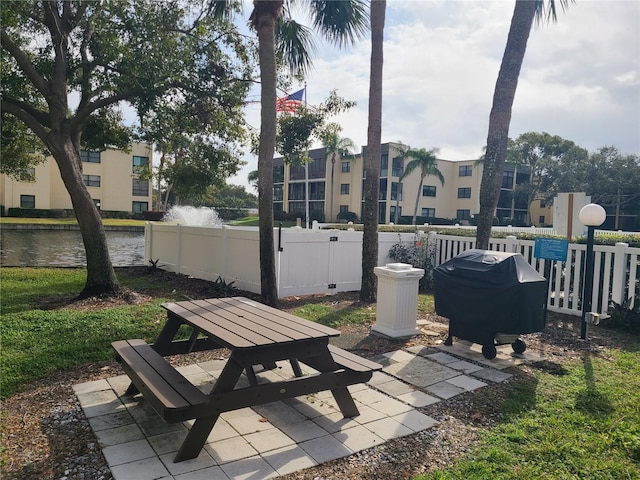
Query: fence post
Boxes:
[
  {"xmin": 176, "ymin": 224, "xmax": 182, "ymax": 274},
  {"xmin": 428, "ymin": 231, "xmax": 438, "ymax": 266},
  {"xmin": 506, "ymin": 235, "xmax": 517, "ymax": 253},
  {"xmin": 611, "ymin": 242, "xmax": 629, "ymax": 305}
]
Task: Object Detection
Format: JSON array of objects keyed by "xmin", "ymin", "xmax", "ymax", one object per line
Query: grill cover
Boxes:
[{"xmin": 433, "ymin": 249, "xmax": 547, "ymax": 335}]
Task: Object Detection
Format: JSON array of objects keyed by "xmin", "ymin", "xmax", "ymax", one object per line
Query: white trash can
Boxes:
[{"xmin": 372, "ymin": 263, "xmax": 424, "ymax": 338}]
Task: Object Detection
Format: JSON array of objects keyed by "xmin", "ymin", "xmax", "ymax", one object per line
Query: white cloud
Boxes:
[{"xmin": 228, "ymin": 0, "xmax": 640, "ymax": 189}]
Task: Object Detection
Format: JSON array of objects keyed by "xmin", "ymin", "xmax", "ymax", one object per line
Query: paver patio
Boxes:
[{"xmin": 74, "ymin": 341, "xmax": 540, "ymax": 480}]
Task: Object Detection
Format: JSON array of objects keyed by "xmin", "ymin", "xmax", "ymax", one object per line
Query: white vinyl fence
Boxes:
[{"xmin": 145, "ymin": 223, "xmax": 640, "ymax": 317}]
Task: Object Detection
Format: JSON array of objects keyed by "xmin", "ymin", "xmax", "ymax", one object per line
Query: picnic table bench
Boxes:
[{"xmin": 112, "ymin": 296, "xmax": 382, "ymax": 462}]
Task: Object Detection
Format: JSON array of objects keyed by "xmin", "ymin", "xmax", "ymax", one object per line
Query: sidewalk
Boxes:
[{"xmin": 74, "ymin": 334, "xmax": 542, "ymax": 480}]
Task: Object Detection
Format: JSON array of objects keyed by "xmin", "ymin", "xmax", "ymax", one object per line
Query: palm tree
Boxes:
[
  {"xmin": 249, "ymin": 0, "xmax": 368, "ymax": 305},
  {"xmin": 402, "ymin": 148, "xmax": 444, "ymax": 226},
  {"xmin": 360, "ymin": 0, "xmax": 386, "ymax": 302},
  {"xmin": 322, "ymin": 132, "xmax": 357, "ymax": 222},
  {"xmin": 476, "ymin": 0, "xmax": 569, "ymax": 249},
  {"xmin": 247, "ymin": 169, "xmax": 259, "ymax": 191}
]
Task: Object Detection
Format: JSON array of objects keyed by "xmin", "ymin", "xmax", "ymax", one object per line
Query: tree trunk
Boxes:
[
  {"xmin": 330, "ymin": 155, "xmax": 335, "ymax": 222},
  {"xmin": 254, "ymin": 1, "xmax": 282, "ymax": 306},
  {"xmin": 360, "ymin": 0, "xmax": 386, "ymax": 303},
  {"xmin": 476, "ymin": 0, "xmax": 535, "ymax": 249},
  {"xmin": 49, "ymin": 136, "xmax": 120, "ymax": 297},
  {"xmin": 412, "ymin": 174, "xmax": 424, "ymax": 226}
]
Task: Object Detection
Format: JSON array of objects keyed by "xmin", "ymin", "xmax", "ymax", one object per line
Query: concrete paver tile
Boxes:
[
  {"xmin": 362, "ymin": 417, "xmax": 414, "ymax": 440},
  {"xmin": 299, "ymin": 435, "xmax": 352, "ymax": 463},
  {"xmin": 261, "ymin": 444, "xmax": 317, "ymax": 476},
  {"xmin": 220, "ymin": 455, "xmax": 278, "ymax": 480},
  {"xmin": 96, "ymin": 423, "xmax": 145, "ymax": 448},
  {"xmin": 102, "ymin": 438, "xmax": 156, "ymax": 467},
  {"xmin": 88, "ymin": 411, "xmax": 135, "ymax": 432},
  {"xmin": 160, "ymin": 450, "xmax": 217, "ymax": 476},
  {"xmin": 396, "ymin": 390, "xmax": 440, "ymax": 408},
  {"xmin": 73, "ymin": 378, "xmax": 111, "ymax": 395},
  {"xmin": 109, "ymin": 456, "xmax": 170, "ymax": 480},
  {"xmin": 426, "ymin": 381, "xmax": 466, "ymax": 399},
  {"xmin": 173, "ymin": 465, "xmax": 228, "ymax": 480},
  {"xmin": 392, "ymin": 410, "xmax": 439, "ymax": 432},
  {"xmin": 277, "ymin": 419, "xmax": 329, "ymax": 443},
  {"xmin": 244, "ymin": 427, "xmax": 295, "ymax": 453},
  {"xmin": 383, "ymin": 350, "xmax": 416, "ymax": 363},
  {"xmin": 447, "ymin": 360, "xmax": 484, "ymax": 374},
  {"xmin": 374, "ymin": 378, "xmax": 416, "ymax": 397},
  {"xmin": 471, "ymin": 368, "xmax": 513, "ymax": 383},
  {"xmin": 149, "ymin": 429, "xmax": 189, "ymax": 455},
  {"xmin": 334, "ymin": 424, "xmax": 385, "ymax": 452},
  {"xmin": 446, "ymin": 375, "xmax": 487, "ymax": 391},
  {"xmin": 204, "ymin": 436, "xmax": 259, "ymax": 464}
]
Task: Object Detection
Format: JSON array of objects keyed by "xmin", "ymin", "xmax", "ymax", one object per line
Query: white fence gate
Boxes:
[{"xmin": 145, "ymin": 223, "xmax": 639, "ymax": 317}]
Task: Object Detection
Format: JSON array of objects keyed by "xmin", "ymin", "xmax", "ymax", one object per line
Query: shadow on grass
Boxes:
[{"xmin": 575, "ymin": 351, "xmax": 614, "ymax": 415}]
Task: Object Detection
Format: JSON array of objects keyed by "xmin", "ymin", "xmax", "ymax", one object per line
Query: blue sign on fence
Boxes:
[{"xmin": 534, "ymin": 238, "xmax": 569, "ymax": 262}]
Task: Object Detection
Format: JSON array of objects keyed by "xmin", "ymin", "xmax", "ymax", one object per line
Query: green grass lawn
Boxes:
[{"xmin": 417, "ymin": 346, "xmax": 640, "ymax": 479}]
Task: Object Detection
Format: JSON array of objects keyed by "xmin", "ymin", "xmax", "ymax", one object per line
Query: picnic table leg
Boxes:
[
  {"xmin": 174, "ymin": 354, "xmax": 245, "ymax": 462},
  {"xmin": 311, "ymin": 350, "xmax": 360, "ymax": 417}
]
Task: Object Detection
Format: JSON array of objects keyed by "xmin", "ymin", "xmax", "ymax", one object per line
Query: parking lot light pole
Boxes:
[{"xmin": 578, "ymin": 203, "xmax": 606, "ymax": 340}]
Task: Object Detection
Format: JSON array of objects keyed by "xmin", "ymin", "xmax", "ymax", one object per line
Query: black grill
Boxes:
[{"xmin": 433, "ymin": 249, "xmax": 547, "ymax": 359}]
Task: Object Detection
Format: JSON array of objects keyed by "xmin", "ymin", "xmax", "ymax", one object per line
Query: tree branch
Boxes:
[
  {"xmin": 1, "ymin": 100, "xmax": 50, "ymax": 140},
  {"xmin": 0, "ymin": 29, "xmax": 49, "ymax": 97}
]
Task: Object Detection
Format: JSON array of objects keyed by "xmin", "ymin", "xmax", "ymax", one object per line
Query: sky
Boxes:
[{"xmin": 227, "ymin": 0, "xmax": 640, "ymax": 190}]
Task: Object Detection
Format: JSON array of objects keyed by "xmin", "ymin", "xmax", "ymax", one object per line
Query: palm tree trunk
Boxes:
[
  {"xmin": 412, "ymin": 174, "xmax": 424, "ymax": 226},
  {"xmin": 253, "ymin": 0, "xmax": 283, "ymax": 306},
  {"xmin": 360, "ymin": 0, "xmax": 386, "ymax": 302},
  {"xmin": 330, "ymin": 155, "xmax": 335, "ymax": 222},
  {"xmin": 476, "ymin": 0, "xmax": 536, "ymax": 249}
]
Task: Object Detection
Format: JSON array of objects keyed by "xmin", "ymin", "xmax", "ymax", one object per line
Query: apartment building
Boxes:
[
  {"xmin": 0, "ymin": 143, "xmax": 153, "ymax": 215},
  {"xmin": 274, "ymin": 142, "xmax": 551, "ymax": 225}
]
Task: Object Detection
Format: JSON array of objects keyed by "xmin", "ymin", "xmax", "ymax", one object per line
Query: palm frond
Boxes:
[
  {"xmin": 307, "ymin": 0, "xmax": 369, "ymax": 47},
  {"xmin": 276, "ymin": 17, "xmax": 317, "ymax": 76}
]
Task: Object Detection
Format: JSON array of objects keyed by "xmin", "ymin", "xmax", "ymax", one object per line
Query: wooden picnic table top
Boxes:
[{"xmin": 161, "ymin": 296, "xmax": 341, "ymax": 351}]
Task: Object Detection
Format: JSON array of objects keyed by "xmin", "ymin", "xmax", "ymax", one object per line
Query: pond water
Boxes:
[{"xmin": 0, "ymin": 230, "xmax": 145, "ymax": 267}]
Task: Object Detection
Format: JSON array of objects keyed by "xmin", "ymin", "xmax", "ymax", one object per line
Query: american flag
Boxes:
[{"xmin": 276, "ymin": 88, "xmax": 304, "ymax": 113}]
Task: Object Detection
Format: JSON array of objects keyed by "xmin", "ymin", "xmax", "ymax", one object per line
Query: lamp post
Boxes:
[{"xmin": 578, "ymin": 203, "xmax": 606, "ymax": 340}]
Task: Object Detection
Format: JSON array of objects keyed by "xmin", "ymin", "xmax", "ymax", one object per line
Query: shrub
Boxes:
[
  {"xmin": 388, "ymin": 232, "xmax": 436, "ymax": 292},
  {"xmin": 606, "ymin": 297, "xmax": 640, "ymax": 333},
  {"xmin": 337, "ymin": 211, "xmax": 358, "ymax": 223}
]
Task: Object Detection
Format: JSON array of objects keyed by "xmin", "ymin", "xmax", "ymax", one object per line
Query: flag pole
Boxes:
[{"xmin": 304, "ymin": 81, "xmax": 310, "ymax": 229}]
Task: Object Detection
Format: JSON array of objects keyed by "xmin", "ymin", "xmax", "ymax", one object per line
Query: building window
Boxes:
[
  {"xmin": 18, "ymin": 167, "xmax": 36, "ymax": 182},
  {"xmin": 132, "ymin": 178, "xmax": 149, "ymax": 196},
  {"xmin": 502, "ymin": 170, "xmax": 514, "ymax": 189},
  {"xmin": 422, "ymin": 185, "xmax": 436, "ymax": 197},
  {"xmin": 540, "ymin": 199, "xmax": 546, "ymax": 208},
  {"xmin": 273, "ymin": 184, "xmax": 283, "ymax": 202},
  {"xmin": 341, "ymin": 161, "xmax": 351, "ymax": 173},
  {"xmin": 20, "ymin": 194, "xmax": 35, "ymax": 208},
  {"xmin": 273, "ymin": 164, "xmax": 284, "ymax": 183},
  {"xmin": 288, "ymin": 183, "xmax": 305, "ymax": 201},
  {"xmin": 391, "ymin": 156, "xmax": 403, "ymax": 177},
  {"xmin": 459, "ymin": 165, "xmax": 472, "ymax": 177},
  {"xmin": 391, "ymin": 182, "xmax": 402, "ymax": 201},
  {"xmin": 340, "ymin": 183, "xmax": 350, "ymax": 194},
  {"xmin": 379, "ymin": 178, "xmax": 387, "ymax": 200},
  {"xmin": 457, "ymin": 187, "xmax": 471, "ymax": 198},
  {"xmin": 539, "ymin": 215, "xmax": 545, "ymax": 224},
  {"xmin": 339, "ymin": 205, "xmax": 349, "ymax": 214},
  {"xmin": 83, "ymin": 174, "xmax": 101, "ymax": 187},
  {"xmin": 80, "ymin": 150, "xmax": 101, "ymax": 163},
  {"xmin": 309, "ymin": 182, "xmax": 325, "ymax": 200},
  {"xmin": 380, "ymin": 154, "xmax": 388, "ymax": 177},
  {"xmin": 422, "ymin": 208, "xmax": 435, "ymax": 218},
  {"xmin": 132, "ymin": 201, "xmax": 148, "ymax": 213},
  {"xmin": 132, "ymin": 155, "xmax": 149, "ymax": 174},
  {"xmin": 456, "ymin": 209, "xmax": 471, "ymax": 220}
]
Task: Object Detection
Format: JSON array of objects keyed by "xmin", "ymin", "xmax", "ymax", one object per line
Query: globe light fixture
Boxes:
[{"xmin": 578, "ymin": 203, "xmax": 606, "ymax": 340}]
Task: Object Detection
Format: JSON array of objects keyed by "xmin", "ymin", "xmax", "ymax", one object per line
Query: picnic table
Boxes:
[{"xmin": 112, "ymin": 296, "xmax": 382, "ymax": 462}]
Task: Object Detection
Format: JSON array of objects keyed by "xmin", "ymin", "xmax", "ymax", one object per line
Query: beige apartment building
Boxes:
[
  {"xmin": 0, "ymin": 143, "xmax": 153, "ymax": 215},
  {"xmin": 274, "ymin": 142, "xmax": 552, "ymax": 226}
]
